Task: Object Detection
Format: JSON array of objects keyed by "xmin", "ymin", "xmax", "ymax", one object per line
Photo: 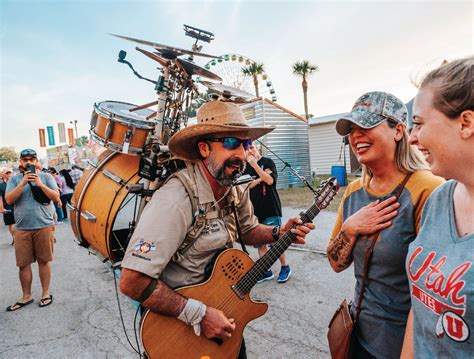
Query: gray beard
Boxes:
[{"xmin": 205, "ymin": 155, "xmax": 246, "ymax": 187}]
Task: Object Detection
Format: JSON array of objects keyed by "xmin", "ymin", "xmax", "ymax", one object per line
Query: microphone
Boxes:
[
  {"xmin": 118, "ymin": 50, "xmax": 127, "ymax": 63},
  {"xmin": 232, "ymin": 174, "xmax": 255, "ymax": 186}
]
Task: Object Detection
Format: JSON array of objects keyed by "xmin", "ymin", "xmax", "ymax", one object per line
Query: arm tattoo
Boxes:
[{"xmin": 328, "ymin": 231, "xmax": 354, "ymax": 269}]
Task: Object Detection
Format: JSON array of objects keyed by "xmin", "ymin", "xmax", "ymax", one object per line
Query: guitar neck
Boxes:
[{"xmin": 235, "ymin": 202, "xmax": 321, "ymax": 295}]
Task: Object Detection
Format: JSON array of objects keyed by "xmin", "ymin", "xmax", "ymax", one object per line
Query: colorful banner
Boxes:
[
  {"xmin": 39, "ymin": 128, "xmax": 46, "ymax": 147},
  {"xmin": 68, "ymin": 128, "xmax": 75, "ymax": 146},
  {"xmin": 47, "ymin": 126, "xmax": 55, "ymax": 146},
  {"xmin": 58, "ymin": 122, "xmax": 66, "ymax": 143}
]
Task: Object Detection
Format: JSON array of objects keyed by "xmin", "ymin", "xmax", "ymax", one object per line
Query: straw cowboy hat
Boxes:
[{"xmin": 168, "ymin": 101, "xmax": 274, "ymax": 161}]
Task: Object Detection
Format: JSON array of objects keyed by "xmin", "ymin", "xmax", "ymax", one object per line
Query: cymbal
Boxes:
[
  {"xmin": 135, "ymin": 47, "xmax": 169, "ymax": 67},
  {"xmin": 176, "ymin": 58, "xmax": 222, "ymax": 81},
  {"xmin": 109, "ymin": 34, "xmax": 219, "ymax": 59},
  {"xmin": 200, "ymin": 81, "xmax": 254, "ymax": 99}
]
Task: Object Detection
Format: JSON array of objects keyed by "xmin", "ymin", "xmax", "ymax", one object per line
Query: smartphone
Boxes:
[{"xmin": 25, "ymin": 164, "xmax": 36, "ymax": 174}]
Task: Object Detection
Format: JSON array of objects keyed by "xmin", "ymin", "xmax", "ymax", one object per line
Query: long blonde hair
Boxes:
[{"xmin": 362, "ymin": 120, "xmax": 428, "ymax": 182}]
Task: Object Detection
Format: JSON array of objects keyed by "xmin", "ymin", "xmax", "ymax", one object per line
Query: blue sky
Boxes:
[{"xmin": 1, "ymin": 0, "xmax": 472, "ymax": 157}]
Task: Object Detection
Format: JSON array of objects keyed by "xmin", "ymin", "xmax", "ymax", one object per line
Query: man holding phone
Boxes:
[{"xmin": 5, "ymin": 149, "xmax": 60, "ymax": 311}]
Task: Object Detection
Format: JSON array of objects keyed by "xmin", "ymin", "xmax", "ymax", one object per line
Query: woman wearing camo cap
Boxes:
[{"xmin": 326, "ymin": 91, "xmax": 444, "ymax": 358}]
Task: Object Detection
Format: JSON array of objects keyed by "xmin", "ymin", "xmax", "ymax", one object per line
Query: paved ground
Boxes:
[{"xmin": 0, "ymin": 207, "xmax": 354, "ymax": 359}]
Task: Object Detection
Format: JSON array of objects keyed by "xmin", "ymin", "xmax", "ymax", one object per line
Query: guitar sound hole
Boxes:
[{"xmin": 221, "ymin": 256, "xmax": 244, "ymax": 281}]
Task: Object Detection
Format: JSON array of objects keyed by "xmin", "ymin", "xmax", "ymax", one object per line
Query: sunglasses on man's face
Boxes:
[{"xmin": 204, "ymin": 137, "xmax": 253, "ymax": 151}]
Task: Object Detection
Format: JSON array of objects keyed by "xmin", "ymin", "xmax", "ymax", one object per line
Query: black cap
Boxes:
[{"xmin": 20, "ymin": 149, "xmax": 37, "ymax": 158}]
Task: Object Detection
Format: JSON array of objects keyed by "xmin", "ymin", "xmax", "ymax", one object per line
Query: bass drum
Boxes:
[{"xmin": 70, "ymin": 150, "xmax": 140, "ymax": 263}]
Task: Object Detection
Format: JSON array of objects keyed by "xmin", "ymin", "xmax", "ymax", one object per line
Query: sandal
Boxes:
[
  {"xmin": 39, "ymin": 295, "xmax": 53, "ymax": 308},
  {"xmin": 6, "ymin": 299, "xmax": 34, "ymax": 312}
]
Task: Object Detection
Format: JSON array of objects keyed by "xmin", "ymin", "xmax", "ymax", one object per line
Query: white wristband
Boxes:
[{"xmin": 177, "ymin": 298, "xmax": 207, "ymax": 336}]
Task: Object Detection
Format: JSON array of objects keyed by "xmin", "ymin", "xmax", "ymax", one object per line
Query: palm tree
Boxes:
[
  {"xmin": 242, "ymin": 62, "xmax": 265, "ymax": 98},
  {"xmin": 293, "ymin": 60, "xmax": 319, "ymax": 120}
]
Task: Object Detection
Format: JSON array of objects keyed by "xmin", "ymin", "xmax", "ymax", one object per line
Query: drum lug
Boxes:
[
  {"xmin": 102, "ymin": 169, "xmax": 126, "ymax": 186},
  {"xmin": 66, "ymin": 203, "xmax": 77, "ymax": 212},
  {"xmin": 80, "ymin": 211, "xmax": 97, "ymax": 223},
  {"xmin": 86, "ymin": 159, "xmax": 98, "ymax": 169},
  {"xmin": 122, "ymin": 128, "xmax": 134, "ymax": 154}
]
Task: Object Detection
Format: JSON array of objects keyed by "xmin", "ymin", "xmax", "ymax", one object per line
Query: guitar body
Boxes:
[{"xmin": 140, "ymin": 248, "xmax": 268, "ymax": 359}]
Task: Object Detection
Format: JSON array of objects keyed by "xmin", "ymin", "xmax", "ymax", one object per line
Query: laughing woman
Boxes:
[
  {"xmin": 326, "ymin": 91, "xmax": 444, "ymax": 358},
  {"xmin": 401, "ymin": 57, "xmax": 474, "ymax": 358}
]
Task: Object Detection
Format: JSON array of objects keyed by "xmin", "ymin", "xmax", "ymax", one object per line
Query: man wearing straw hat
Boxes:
[{"xmin": 120, "ymin": 101, "xmax": 314, "ymax": 356}]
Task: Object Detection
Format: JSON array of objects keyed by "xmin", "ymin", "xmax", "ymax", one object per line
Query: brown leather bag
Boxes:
[
  {"xmin": 327, "ymin": 298, "xmax": 355, "ymax": 359},
  {"xmin": 327, "ymin": 174, "xmax": 412, "ymax": 359}
]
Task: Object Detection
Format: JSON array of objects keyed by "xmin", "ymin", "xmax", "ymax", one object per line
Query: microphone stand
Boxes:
[{"xmin": 256, "ymin": 140, "xmax": 319, "ymax": 196}]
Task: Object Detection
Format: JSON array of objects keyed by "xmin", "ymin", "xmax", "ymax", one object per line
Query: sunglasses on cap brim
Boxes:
[
  {"xmin": 203, "ymin": 137, "xmax": 253, "ymax": 151},
  {"xmin": 20, "ymin": 149, "xmax": 37, "ymax": 158}
]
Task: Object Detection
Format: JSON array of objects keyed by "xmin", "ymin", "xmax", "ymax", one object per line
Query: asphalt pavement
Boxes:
[{"xmin": 0, "ymin": 207, "xmax": 354, "ymax": 359}]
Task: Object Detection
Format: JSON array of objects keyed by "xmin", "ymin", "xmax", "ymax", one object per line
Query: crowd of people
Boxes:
[{"xmin": 1, "ymin": 56, "xmax": 472, "ymax": 358}]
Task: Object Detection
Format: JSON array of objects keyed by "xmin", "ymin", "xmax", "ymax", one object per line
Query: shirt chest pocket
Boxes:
[{"xmin": 191, "ymin": 220, "xmax": 230, "ymax": 254}]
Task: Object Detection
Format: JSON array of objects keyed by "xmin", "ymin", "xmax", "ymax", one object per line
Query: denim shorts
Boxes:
[{"xmin": 254, "ymin": 216, "xmax": 282, "ymax": 248}]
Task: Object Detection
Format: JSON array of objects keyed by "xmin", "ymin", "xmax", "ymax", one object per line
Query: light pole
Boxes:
[{"xmin": 70, "ymin": 120, "xmax": 78, "ymax": 144}]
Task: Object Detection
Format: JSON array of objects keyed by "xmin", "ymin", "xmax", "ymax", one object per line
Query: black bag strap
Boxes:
[
  {"xmin": 28, "ymin": 182, "xmax": 51, "ymax": 206},
  {"xmin": 231, "ymin": 200, "xmax": 249, "ymax": 254},
  {"xmin": 354, "ymin": 173, "xmax": 412, "ymax": 323}
]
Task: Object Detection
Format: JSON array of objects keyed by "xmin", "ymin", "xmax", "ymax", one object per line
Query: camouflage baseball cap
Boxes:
[{"xmin": 335, "ymin": 91, "xmax": 408, "ymax": 136}]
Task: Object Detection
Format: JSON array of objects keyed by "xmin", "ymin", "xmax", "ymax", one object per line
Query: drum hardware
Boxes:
[
  {"xmin": 125, "ymin": 183, "xmax": 156, "ymax": 197},
  {"xmin": 117, "ymin": 50, "xmax": 157, "ymax": 85},
  {"xmin": 85, "ymin": 159, "xmax": 98, "ymax": 169},
  {"xmin": 122, "ymin": 128, "xmax": 135, "ymax": 154},
  {"xmin": 110, "ymin": 33, "xmax": 220, "ymax": 59},
  {"xmin": 135, "ymin": 47, "xmax": 170, "ymax": 67},
  {"xmin": 90, "ymin": 111, "xmax": 98, "ymax": 127},
  {"xmin": 90, "ymin": 101, "xmax": 156, "ymax": 156},
  {"xmin": 129, "ymin": 100, "xmax": 159, "ymax": 112},
  {"xmin": 80, "ymin": 211, "xmax": 97, "ymax": 223},
  {"xmin": 102, "ymin": 169, "xmax": 126, "ymax": 186},
  {"xmin": 66, "ymin": 203, "xmax": 77, "ymax": 212},
  {"xmin": 105, "ymin": 121, "xmax": 114, "ymax": 140},
  {"xmin": 176, "ymin": 58, "xmax": 222, "ymax": 81},
  {"xmin": 183, "ymin": 24, "xmax": 215, "ymax": 48}
]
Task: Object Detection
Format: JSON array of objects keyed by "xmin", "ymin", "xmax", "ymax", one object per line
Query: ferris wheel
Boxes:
[{"xmin": 198, "ymin": 54, "xmax": 277, "ymax": 102}]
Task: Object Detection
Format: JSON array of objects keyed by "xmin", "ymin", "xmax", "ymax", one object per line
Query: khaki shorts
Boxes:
[{"xmin": 14, "ymin": 226, "xmax": 55, "ymax": 267}]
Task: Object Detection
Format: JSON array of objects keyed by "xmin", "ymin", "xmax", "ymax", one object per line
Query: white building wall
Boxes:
[
  {"xmin": 308, "ymin": 122, "xmax": 351, "ymax": 176},
  {"xmin": 241, "ymin": 99, "xmax": 311, "ymax": 189}
]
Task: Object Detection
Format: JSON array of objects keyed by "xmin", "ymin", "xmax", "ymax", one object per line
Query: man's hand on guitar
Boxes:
[
  {"xmin": 201, "ymin": 307, "xmax": 236, "ymax": 340},
  {"xmin": 281, "ymin": 217, "xmax": 316, "ymax": 244}
]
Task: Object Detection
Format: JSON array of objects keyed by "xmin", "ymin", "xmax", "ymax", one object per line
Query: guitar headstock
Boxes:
[{"xmin": 313, "ymin": 177, "xmax": 340, "ymax": 210}]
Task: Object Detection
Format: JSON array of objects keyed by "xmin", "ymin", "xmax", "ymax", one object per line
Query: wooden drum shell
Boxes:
[{"xmin": 70, "ymin": 150, "xmax": 140, "ymax": 262}]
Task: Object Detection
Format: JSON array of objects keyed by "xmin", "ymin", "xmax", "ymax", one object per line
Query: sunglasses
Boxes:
[
  {"xmin": 204, "ymin": 137, "xmax": 253, "ymax": 151},
  {"xmin": 20, "ymin": 149, "xmax": 37, "ymax": 158}
]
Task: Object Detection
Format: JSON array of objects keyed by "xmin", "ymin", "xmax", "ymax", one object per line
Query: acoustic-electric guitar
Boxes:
[{"xmin": 140, "ymin": 177, "xmax": 339, "ymax": 358}]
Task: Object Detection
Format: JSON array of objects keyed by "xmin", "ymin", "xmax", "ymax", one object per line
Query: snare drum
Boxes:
[
  {"xmin": 90, "ymin": 101, "xmax": 156, "ymax": 156},
  {"xmin": 70, "ymin": 150, "xmax": 141, "ymax": 262}
]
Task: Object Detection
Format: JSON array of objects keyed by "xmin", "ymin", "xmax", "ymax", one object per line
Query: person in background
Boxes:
[
  {"xmin": 0, "ymin": 170, "xmax": 15, "ymax": 245},
  {"xmin": 244, "ymin": 144, "xmax": 291, "ymax": 283},
  {"xmin": 59, "ymin": 169, "xmax": 74, "ymax": 221},
  {"xmin": 326, "ymin": 91, "xmax": 444, "ymax": 358},
  {"xmin": 5, "ymin": 149, "xmax": 60, "ymax": 311},
  {"xmin": 401, "ymin": 57, "xmax": 474, "ymax": 358},
  {"xmin": 47, "ymin": 167, "xmax": 64, "ymax": 224},
  {"xmin": 69, "ymin": 164, "xmax": 83, "ymax": 186}
]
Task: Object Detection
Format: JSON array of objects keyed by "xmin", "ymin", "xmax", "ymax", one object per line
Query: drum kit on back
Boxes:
[{"xmin": 69, "ymin": 25, "xmax": 253, "ymax": 263}]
